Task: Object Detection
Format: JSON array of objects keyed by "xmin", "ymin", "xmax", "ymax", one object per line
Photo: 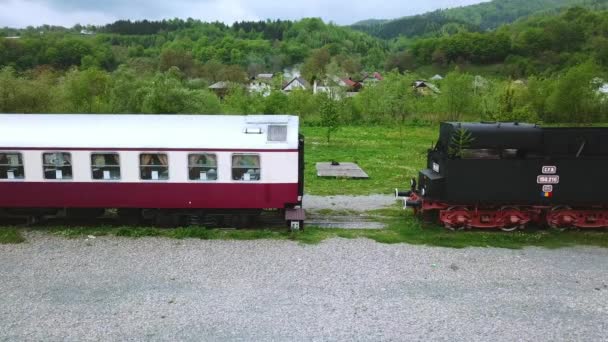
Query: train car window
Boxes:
[
  {"xmin": 232, "ymin": 154, "xmax": 260, "ymax": 181},
  {"xmin": 188, "ymin": 154, "xmax": 217, "ymax": 181},
  {"xmin": 91, "ymin": 153, "xmax": 121, "ymax": 180},
  {"xmin": 140, "ymin": 154, "xmax": 169, "ymax": 180},
  {"xmin": 43, "ymin": 152, "xmax": 73, "ymax": 180},
  {"xmin": 0, "ymin": 152, "xmax": 24, "ymax": 179},
  {"xmin": 268, "ymin": 125, "xmax": 287, "ymax": 142}
]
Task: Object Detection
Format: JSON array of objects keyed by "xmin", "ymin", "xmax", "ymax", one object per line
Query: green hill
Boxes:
[
  {"xmin": 351, "ymin": 19, "xmax": 390, "ymax": 27},
  {"xmin": 352, "ymin": 0, "xmax": 608, "ymax": 39}
]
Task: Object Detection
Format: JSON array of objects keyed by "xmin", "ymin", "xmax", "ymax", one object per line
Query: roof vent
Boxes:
[{"xmin": 244, "ymin": 127, "xmax": 263, "ymax": 134}]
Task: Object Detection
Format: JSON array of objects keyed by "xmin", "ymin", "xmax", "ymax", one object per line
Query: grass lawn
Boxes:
[
  {"xmin": 0, "ymin": 228, "xmax": 26, "ymax": 244},
  {"xmin": 302, "ymin": 125, "xmax": 434, "ymax": 195}
]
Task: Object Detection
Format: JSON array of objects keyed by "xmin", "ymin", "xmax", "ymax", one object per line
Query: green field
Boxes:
[{"xmin": 302, "ymin": 125, "xmax": 434, "ymax": 195}]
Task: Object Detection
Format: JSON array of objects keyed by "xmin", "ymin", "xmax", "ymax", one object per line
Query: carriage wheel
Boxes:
[
  {"xmin": 443, "ymin": 207, "xmax": 469, "ymax": 231},
  {"xmin": 499, "ymin": 206, "xmax": 522, "ymax": 232},
  {"xmin": 548, "ymin": 206, "xmax": 573, "ymax": 232}
]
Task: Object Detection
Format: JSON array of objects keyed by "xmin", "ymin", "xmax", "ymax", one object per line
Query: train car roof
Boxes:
[
  {"xmin": 438, "ymin": 121, "xmax": 543, "ymax": 150},
  {"xmin": 0, "ymin": 114, "xmax": 300, "ymax": 150}
]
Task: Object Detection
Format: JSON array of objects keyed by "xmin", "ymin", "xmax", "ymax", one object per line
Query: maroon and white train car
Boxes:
[{"xmin": 0, "ymin": 114, "xmax": 305, "ymax": 229}]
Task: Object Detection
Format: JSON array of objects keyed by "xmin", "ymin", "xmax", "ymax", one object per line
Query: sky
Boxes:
[{"xmin": 0, "ymin": 0, "xmax": 488, "ymax": 28}]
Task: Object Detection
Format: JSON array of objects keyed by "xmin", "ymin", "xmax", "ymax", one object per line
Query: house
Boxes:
[
  {"xmin": 430, "ymin": 74, "xmax": 444, "ymax": 81},
  {"xmin": 313, "ymin": 79, "xmax": 345, "ymax": 99},
  {"xmin": 341, "ymin": 78, "xmax": 363, "ymax": 92},
  {"xmin": 255, "ymin": 73, "xmax": 274, "ymax": 80},
  {"xmin": 360, "ymin": 72, "xmax": 383, "ymax": 86},
  {"xmin": 208, "ymin": 81, "xmax": 233, "ymax": 99},
  {"xmin": 248, "ymin": 82, "xmax": 272, "ymax": 97},
  {"xmin": 248, "ymin": 74, "xmax": 274, "ymax": 97},
  {"xmin": 80, "ymin": 29, "xmax": 95, "ymax": 35},
  {"xmin": 282, "ymin": 77, "xmax": 309, "ymax": 92},
  {"xmin": 413, "ymin": 80, "xmax": 440, "ymax": 95}
]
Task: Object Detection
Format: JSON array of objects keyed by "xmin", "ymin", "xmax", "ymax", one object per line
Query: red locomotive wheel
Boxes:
[
  {"xmin": 499, "ymin": 206, "xmax": 525, "ymax": 232},
  {"xmin": 442, "ymin": 206, "xmax": 470, "ymax": 231},
  {"xmin": 547, "ymin": 206, "xmax": 574, "ymax": 231}
]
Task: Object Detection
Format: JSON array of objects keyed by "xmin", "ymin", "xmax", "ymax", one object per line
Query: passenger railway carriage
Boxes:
[{"xmin": 0, "ymin": 114, "xmax": 305, "ymax": 229}]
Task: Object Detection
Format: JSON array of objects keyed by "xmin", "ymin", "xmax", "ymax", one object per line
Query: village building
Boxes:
[
  {"xmin": 413, "ymin": 80, "xmax": 441, "ymax": 95},
  {"xmin": 248, "ymin": 73, "xmax": 275, "ymax": 97},
  {"xmin": 282, "ymin": 77, "xmax": 309, "ymax": 92},
  {"xmin": 208, "ymin": 81, "xmax": 235, "ymax": 99},
  {"xmin": 359, "ymin": 72, "xmax": 384, "ymax": 86}
]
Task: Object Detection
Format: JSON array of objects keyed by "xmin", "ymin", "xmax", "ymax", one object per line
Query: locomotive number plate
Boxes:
[
  {"xmin": 537, "ymin": 175, "xmax": 560, "ymax": 184},
  {"xmin": 542, "ymin": 185, "xmax": 553, "ymax": 192},
  {"xmin": 542, "ymin": 166, "xmax": 557, "ymax": 174}
]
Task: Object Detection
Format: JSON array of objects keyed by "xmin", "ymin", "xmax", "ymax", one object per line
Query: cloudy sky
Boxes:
[{"xmin": 0, "ymin": 0, "xmax": 487, "ymax": 28}]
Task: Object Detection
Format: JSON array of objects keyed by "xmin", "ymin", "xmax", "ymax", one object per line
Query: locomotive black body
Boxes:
[{"xmin": 400, "ymin": 122, "xmax": 608, "ymax": 231}]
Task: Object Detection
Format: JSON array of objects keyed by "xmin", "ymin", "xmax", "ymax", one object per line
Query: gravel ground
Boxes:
[
  {"xmin": 1, "ymin": 234, "xmax": 607, "ymax": 341},
  {"xmin": 303, "ymin": 194, "xmax": 397, "ymax": 212}
]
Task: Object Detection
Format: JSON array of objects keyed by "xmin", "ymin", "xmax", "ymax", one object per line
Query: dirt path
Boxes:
[
  {"xmin": 303, "ymin": 194, "xmax": 397, "ymax": 212},
  {"xmin": 303, "ymin": 195, "xmax": 398, "ymax": 229}
]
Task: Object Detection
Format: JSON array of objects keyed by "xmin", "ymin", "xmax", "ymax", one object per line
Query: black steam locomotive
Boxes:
[{"xmin": 398, "ymin": 122, "xmax": 608, "ymax": 231}]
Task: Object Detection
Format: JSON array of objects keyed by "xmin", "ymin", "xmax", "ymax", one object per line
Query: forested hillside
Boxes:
[
  {"xmin": 399, "ymin": 7, "xmax": 608, "ymax": 76},
  {"xmin": 0, "ymin": 18, "xmax": 385, "ymax": 77},
  {"xmin": 0, "ymin": 4, "xmax": 607, "ymax": 125},
  {"xmin": 352, "ymin": 0, "xmax": 608, "ymax": 39}
]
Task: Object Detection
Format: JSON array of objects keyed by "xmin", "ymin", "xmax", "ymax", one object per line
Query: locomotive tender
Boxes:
[
  {"xmin": 0, "ymin": 114, "xmax": 305, "ymax": 229},
  {"xmin": 399, "ymin": 122, "xmax": 608, "ymax": 231}
]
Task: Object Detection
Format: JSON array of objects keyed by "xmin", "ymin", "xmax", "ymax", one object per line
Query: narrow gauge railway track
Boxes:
[
  {"xmin": 0, "ymin": 212, "xmax": 388, "ymax": 230},
  {"xmin": 0, "ymin": 211, "xmax": 288, "ymax": 229}
]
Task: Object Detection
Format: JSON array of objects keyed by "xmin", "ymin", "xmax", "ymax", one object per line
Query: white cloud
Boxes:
[
  {"xmin": 0, "ymin": 0, "xmax": 489, "ymax": 28},
  {"xmin": 175, "ymin": 0, "xmax": 260, "ymax": 23},
  {"xmin": 0, "ymin": 0, "xmax": 115, "ymax": 27}
]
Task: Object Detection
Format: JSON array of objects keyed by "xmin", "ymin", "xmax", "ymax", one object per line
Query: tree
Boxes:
[
  {"xmin": 592, "ymin": 36, "xmax": 608, "ymax": 67},
  {"xmin": 319, "ymin": 94, "xmax": 340, "ymax": 143},
  {"xmin": 217, "ymin": 64, "xmax": 248, "ymax": 83},
  {"xmin": 61, "ymin": 67, "xmax": 111, "ymax": 113},
  {"xmin": 524, "ymin": 76, "xmax": 553, "ymax": 122},
  {"xmin": 0, "ymin": 67, "xmax": 18, "ymax": 112},
  {"xmin": 440, "ymin": 70, "xmax": 474, "ymax": 121},
  {"xmin": 381, "ymin": 72, "xmax": 416, "ymax": 145},
  {"xmin": 159, "ymin": 49, "xmax": 196, "ymax": 77},
  {"xmin": 495, "ymin": 82, "xmax": 538, "ymax": 122},
  {"xmin": 141, "ymin": 71, "xmax": 192, "ymax": 114},
  {"xmin": 301, "ymin": 47, "xmax": 331, "ymax": 83},
  {"xmin": 384, "ymin": 51, "xmax": 415, "ymax": 73},
  {"xmin": 223, "ymin": 86, "xmax": 255, "ymax": 114},
  {"xmin": 52, "ymin": 39, "xmax": 94, "ymax": 69},
  {"xmin": 547, "ymin": 61, "xmax": 602, "ymax": 123},
  {"xmin": 109, "ymin": 66, "xmax": 147, "ymax": 113},
  {"xmin": 141, "ymin": 68, "xmax": 222, "ymax": 114},
  {"xmin": 262, "ymin": 91, "xmax": 288, "ymax": 114},
  {"xmin": 286, "ymin": 89, "xmax": 321, "ymax": 121},
  {"xmin": 448, "ymin": 128, "xmax": 474, "ymax": 158}
]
